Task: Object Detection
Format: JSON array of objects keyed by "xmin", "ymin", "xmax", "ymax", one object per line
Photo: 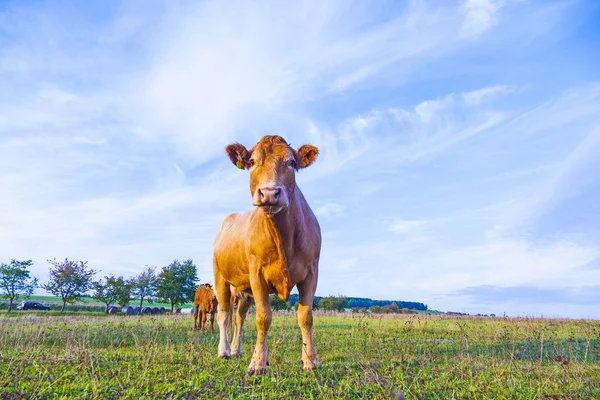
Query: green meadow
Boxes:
[{"xmin": 0, "ymin": 312, "xmax": 598, "ymax": 399}]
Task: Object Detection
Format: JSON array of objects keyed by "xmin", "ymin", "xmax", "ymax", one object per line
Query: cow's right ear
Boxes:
[{"xmin": 225, "ymin": 143, "xmax": 250, "ymax": 170}]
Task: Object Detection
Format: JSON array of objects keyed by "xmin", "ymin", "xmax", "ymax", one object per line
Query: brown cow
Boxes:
[
  {"xmin": 213, "ymin": 135, "xmax": 322, "ymax": 375},
  {"xmin": 193, "ymin": 283, "xmax": 218, "ymax": 334}
]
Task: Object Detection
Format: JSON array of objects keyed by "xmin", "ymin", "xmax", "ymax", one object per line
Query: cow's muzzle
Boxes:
[{"xmin": 253, "ymin": 185, "xmax": 288, "ymax": 215}]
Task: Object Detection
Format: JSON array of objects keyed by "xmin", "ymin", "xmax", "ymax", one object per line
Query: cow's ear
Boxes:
[
  {"xmin": 225, "ymin": 143, "xmax": 250, "ymax": 170},
  {"xmin": 296, "ymin": 144, "xmax": 319, "ymax": 169}
]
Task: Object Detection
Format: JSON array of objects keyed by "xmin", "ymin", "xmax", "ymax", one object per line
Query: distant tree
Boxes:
[
  {"xmin": 319, "ymin": 296, "xmax": 348, "ymax": 312},
  {"xmin": 156, "ymin": 259, "xmax": 198, "ymax": 312},
  {"xmin": 370, "ymin": 306, "xmax": 385, "ymax": 314},
  {"xmin": 385, "ymin": 302, "xmax": 400, "ymax": 313},
  {"xmin": 312, "ymin": 296, "xmax": 320, "ymax": 310},
  {"xmin": 131, "ymin": 266, "xmax": 157, "ymax": 308},
  {"xmin": 352, "ymin": 306, "xmax": 360, "ymax": 313},
  {"xmin": 93, "ymin": 276, "xmax": 119, "ymax": 313},
  {"xmin": 270, "ymin": 294, "xmax": 290, "ymax": 311},
  {"xmin": 93, "ymin": 275, "xmax": 132, "ymax": 312},
  {"xmin": 113, "ymin": 276, "xmax": 132, "ymax": 307},
  {"xmin": 0, "ymin": 259, "xmax": 38, "ymax": 313},
  {"xmin": 41, "ymin": 258, "xmax": 96, "ymax": 312}
]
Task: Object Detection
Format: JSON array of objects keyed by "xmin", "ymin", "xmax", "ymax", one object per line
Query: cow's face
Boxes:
[{"xmin": 226, "ymin": 135, "xmax": 318, "ymax": 216}]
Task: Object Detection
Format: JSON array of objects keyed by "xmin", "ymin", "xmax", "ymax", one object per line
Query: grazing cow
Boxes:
[
  {"xmin": 213, "ymin": 135, "xmax": 322, "ymax": 375},
  {"xmin": 193, "ymin": 283, "xmax": 218, "ymax": 334}
]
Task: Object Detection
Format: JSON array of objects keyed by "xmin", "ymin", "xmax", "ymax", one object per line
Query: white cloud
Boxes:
[
  {"xmin": 314, "ymin": 202, "xmax": 346, "ymax": 218},
  {"xmin": 388, "ymin": 219, "xmax": 425, "ymax": 233},
  {"xmin": 460, "ymin": 0, "xmax": 501, "ymax": 39}
]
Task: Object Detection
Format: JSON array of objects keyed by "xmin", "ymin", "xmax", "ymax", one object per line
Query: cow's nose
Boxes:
[{"xmin": 258, "ymin": 187, "xmax": 281, "ymax": 204}]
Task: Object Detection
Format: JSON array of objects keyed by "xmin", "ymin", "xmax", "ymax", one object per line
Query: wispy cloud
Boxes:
[
  {"xmin": 388, "ymin": 219, "xmax": 425, "ymax": 233},
  {"xmin": 460, "ymin": 0, "xmax": 501, "ymax": 39}
]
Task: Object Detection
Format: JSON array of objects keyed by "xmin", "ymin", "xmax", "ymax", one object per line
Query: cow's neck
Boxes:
[
  {"xmin": 255, "ymin": 184, "xmax": 308, "ymax": 301},
  {"xmin": 271, "ymin": 185, "xmax": 305, "ymax": 255}
]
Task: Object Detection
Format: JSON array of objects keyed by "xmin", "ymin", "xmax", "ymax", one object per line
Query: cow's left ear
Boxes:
[
  {"xmin": 225, "ymin": 143, "xmax": 250, "ymax": 170},
  {"xmin": 296, "ymin": 144, "xmax": 319, "ymax": 169}
]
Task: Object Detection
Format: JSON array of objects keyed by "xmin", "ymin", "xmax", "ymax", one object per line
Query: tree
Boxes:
[
  {"xmin": 93, "ymin": 277, "xmax": 118, "ymax": 313},
  {"xmin": 319, "ymin": 296, "xmax": 348, "ymax": 312},
  {"xmin": 93, "ymin": 275, "xmax": 132, "ymax": 312},
  {"xmin": 155, "ymin": 259, "xmax": 198, "ymax": 312},
  {"xmin": 131, "ymin": 267, "xmax": 157, "ymax": 308},
  {"xmin": 41, "ymin": 258, "xmax": 96, "ymax": 312},
  {"xmin": 0, "ymin": 259, "xmax": 38, "ymax": 313},
  {"xmin": 270, "ymin": 294, "xmax": 290, "ymax": 311},
  {"xmin": 385, "ymin": 302, "xmax": 400, "ymax": 313},
  {"xmin": 112, "ymin": 276, "xmax": 132, "ymax": 307}
]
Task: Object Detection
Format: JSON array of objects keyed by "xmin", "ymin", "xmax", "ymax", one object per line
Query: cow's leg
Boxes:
[
  {"xmin": 193, "ymin": 304, "xmax": 199, "ymax": 330},
  {"xmin": 200, "ymin": 309, "xmax": 207, "ymax": 334},
  {"xmin": 231, "ymin": 295, "xmax": 252, "ymax": 357},
  {"xmin": 297, "ymin": 262, "xmax": 321, "ymax": 372},
  {"xmin": 215, "ymin": 272, "xmax": 232, "ymax": 359},
  {"xmin": 210, "ymin": 310, "xmax": 215, "ymax": 334},
  {"xmin": 247, "ymin": 273, "xmax": 271, "ymax": 375}
]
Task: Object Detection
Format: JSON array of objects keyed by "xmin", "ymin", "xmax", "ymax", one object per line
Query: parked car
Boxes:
[{"xmin": 15, "ymin": 301, "xmax": 51, "ymax": 311}]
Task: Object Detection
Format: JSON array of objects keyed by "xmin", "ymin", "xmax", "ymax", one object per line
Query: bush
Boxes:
[{"xmin": 319, "ymin": 296, "xmax": 348, "ymax": 312}]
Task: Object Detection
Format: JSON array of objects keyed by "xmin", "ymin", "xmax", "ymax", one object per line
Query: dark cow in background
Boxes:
[
  {"xmin": 213, "ymin": 135, "xmax": 322, "ymax": 375},
  {"xmin": 193, "ymin": 283, "xmax": 218, "ymax": 334}
]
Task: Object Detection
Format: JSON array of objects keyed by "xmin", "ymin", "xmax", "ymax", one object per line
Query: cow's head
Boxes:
[{"xmin": 226, "ymin": 135, "xmax": 318, "ymax": 216}]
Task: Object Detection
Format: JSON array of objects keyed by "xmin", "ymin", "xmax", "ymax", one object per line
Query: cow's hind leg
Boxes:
[
  {"xmin": 214, "ymin": 272, "xmax": 232, "ymax": 359},
  {"xmin": 247, "ymin": 273, "xmax": 271, "ymax": 375},
  {"xmin": 231, "ymin": 294, "xmax": 252, "ymax": 357},
  {"xmin": 200, "ymin": 309, "xmax": 207, "ymax": 334},
  {"xmin": 297, "ymin": 262, "xmax": 321, "ymax": 372},
  {"xmin": 210, "ymin": 310, "xmax": 215, "ymax": 334}
]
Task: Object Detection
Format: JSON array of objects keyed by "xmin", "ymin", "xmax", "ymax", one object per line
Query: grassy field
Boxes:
[{"xmin": 0, "ymin": 312, "xmax": 598, "ymax": 399}]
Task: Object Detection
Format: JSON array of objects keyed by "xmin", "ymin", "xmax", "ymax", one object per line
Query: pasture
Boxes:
[{"xmin": 0, "ymin": 312, "xmax": 598, "ymax": 399}]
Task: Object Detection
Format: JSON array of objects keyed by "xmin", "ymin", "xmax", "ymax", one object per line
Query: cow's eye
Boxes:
[
  {"xmin": 249, "ymin": 159, "xmax": 255, "ymax": 167},
  {"xmin": 289, "ymin": 160, "xmax": 297, "ymax": 169}
]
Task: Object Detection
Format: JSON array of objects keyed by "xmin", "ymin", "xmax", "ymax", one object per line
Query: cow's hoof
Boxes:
[
  {"xmin": 303, "ymin": 359, "xmax": 321, "ymax": 372},
  {"xmin": 231, "ymin": 352, "xmax": 242, "ymax": 358},
  {"xmin": 246, "ymin": 367, "xmax": 267, "ymax": 376},
  {"xmin": 218, "ymin": 353, "xmax": 231, "ymax": 360}
]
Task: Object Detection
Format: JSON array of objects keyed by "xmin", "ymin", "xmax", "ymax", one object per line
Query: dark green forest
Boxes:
[{"xmin": 287, "ymin": 294, "xmax": 427, "ymax": 311}]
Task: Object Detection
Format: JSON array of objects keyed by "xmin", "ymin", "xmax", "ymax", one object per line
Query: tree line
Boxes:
[
  {"xmin": 287, "ymin": 294, "xmax": 428, "ymax": 312},
  {"xmin": 2, "ymin": 258, "xmax": 428, "ymax": 314},
  {"xmin": 0, "ymin": 258, "xmax": 198, "ymax": 313}
]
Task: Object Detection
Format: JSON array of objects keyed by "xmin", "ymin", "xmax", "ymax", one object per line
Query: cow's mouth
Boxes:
[{"xmin": 258, "ymin": 204, "xmax": 285, "ymax": 216}]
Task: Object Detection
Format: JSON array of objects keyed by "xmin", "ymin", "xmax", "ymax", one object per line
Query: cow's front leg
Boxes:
[
  {"xmin": 193, "ymin": 305, "xmax": 199, "ymax": 330},
  {"xmin": 231, "ymin": 295, "xmax": 252, "ymax": 357},
  {"xmin": 210, "ymin": 311, "xmax": 215, "ymax": 334},
  {"xmin": 297, "ymin": 262, "xmax": 321, "ymax": 372},
  {"xmin": 247, "ymin": 272, "xmax": 271, "ymax": 375},
  {"xmin": 214, "ymin": 272, "xmax": 232, "ymax": 359}
]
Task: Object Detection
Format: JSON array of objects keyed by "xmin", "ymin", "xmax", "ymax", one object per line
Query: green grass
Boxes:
[{"xmin": 0, "ymin": 312, "xmax": 598, "ymax": 399}]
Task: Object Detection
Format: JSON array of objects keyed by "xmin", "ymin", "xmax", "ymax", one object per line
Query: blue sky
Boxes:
[{"xmin": 1, "ymin": 0, "xmax": 599, "ymax": 318}]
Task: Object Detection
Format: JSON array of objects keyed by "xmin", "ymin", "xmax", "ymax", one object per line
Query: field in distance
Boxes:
[{"xmin": 1, "ymin": 312, "xmax": 598, "ymax": 399}]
